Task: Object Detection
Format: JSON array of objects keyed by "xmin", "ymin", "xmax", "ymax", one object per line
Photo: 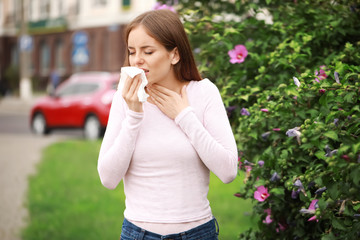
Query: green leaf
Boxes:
[
  {"xmin": 344, "ymin": 92, "xmax": 356, "ymax": 103},
  {"xmin": 269, "ymin": 187, "xmax": 284, "ymax": 196},
  {"xmin": 332, "ymin": 218, "xmax": 347, "ymax": 231},
  {"xmin": 350, "ymin": 168, "xmax": 360, "ymax": 185},
  {"xmin": 328, "ymin": 183, "xmax": 340, "ymax": 199},
  {"xmin": 315, "ymin": 150, "xmax": 326, "ymax": 160},
  {"xmin": 319, "ymin": 94, "xmax": 328, "ymax": 107},
  {"xmin": 323, "ymin": 131, "xmax": 338, "ymax": 141}
]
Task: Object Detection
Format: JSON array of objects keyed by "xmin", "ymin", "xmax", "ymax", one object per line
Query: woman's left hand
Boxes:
[{"xmin": 147, "ymin": 84, "xmax": 189, "ymax": 120}]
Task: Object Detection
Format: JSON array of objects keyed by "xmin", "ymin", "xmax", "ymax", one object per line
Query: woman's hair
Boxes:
[{"xmin": 123, "ymin": 9, "xmax": 202, "ymax": 81}]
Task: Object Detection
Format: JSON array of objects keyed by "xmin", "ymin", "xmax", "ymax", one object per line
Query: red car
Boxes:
[{"xmin": 30, "ymin": 71, "xmax": 119, "ymax": 140}]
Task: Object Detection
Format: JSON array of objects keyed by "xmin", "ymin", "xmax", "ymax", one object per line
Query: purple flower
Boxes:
[
  {"xmin": 315, "ymin": 187, "xmax": 327, "ymax": 195},
  {"xmin": 245, "ymin": 165, "xmax": 252, "ymax": 173},
  {"xmin": 276, "ymin": 222, "xmax": 287, "ymax": 232},
  {"xmin": 291, "ymin": 189, "xmax": 300, "ymax": 199},
  {"xmin": 263, "ymin": 208, "xmax": 273, "ymax": 224},
  {"xmin": 286, "ymin": 127, "xmax": 301, "ymax": 144},
  {"xmin": 300, "ymin": 200, "xmax": 319, "ymax": 222},
  {"xmin": 334, "ymin": 118, "xmax": 339, "ymax": 126},
  {"xmin": 272, "ymin": 128, "xmax": 281, "ymax": 131},
  {"xmin": 325, "ymin": 149, "xmax": 338, "ymax": 157},
  {"xmin": 294, "ymin": 179, "xmax": 304, "ymax": 189},
  {"xmin": 254, "ymin": 186, "xmax": 270, "ymax": 202},
  {"xmin": 334, "ymin": 71, "xmax": 340, "ymax": 84},
  {"xmin": 261, "ymin": 108, "xmax": 269, "ymax": 112},
  {"xmin": 325, "ymin": 145, "xmax": 338, "ymax": 157},
  {"xmin": 240, "ymin": 108, "xmax": 250, "ymax": 116},
  {"xmin": 319, "ymin": 89, "xmax": 326, "ymax": 94},
  {"xmin": 243, "ymin": 160, "xmax": 253, "ymax": 165},
  {"xmin": 342, "ymin": 155, "xmax": 350, "ymax": 161},
  {"xmin": 152, "ymin": 2, "xmax": 176, "ymax": 12},
  {"xmin": 261, "ymin": 131, "xmax": 271, "ymax": 140},
  {"xmin": 258, "ymin": 160, "xmax": 265, "ymax": 167},
  {"xmin": 234, "ymin": 193, "xmax": 242, "ymax": 198},
  {"xmin": 314, "ymin": 65, "xmax": 328, "ymax": 82},
  {"xmin": 286, "ymin": 127, "xmax": 301, "ymax": 137},
  {"xmin": 226, "ymin": 106, "xmax": 237, "ymax": 117},
  {"xmin": 270, "ymin": 172, "xmax": 281, "ymax": 182},
  {"xmin": 228, "ymin": 44, "xmax": 248, "ymax": 64},
  {"xmin": 293, "ymin": 77, "xmax": 301, "ymax": 87}
]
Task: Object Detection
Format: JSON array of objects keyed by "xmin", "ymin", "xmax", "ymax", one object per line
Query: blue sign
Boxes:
[
  {"xmin": 72, "ymin": 31, "xmax": 88, "ymax": 46},
  {"xmin": 19, "ymin": 35, "xmax": 33, "ymax": 51},
  {"xmin": 72, "ymin": 46, "xmax": 89, "ymax": 66},
  {"xmin": 72, "ymin": 31, "xmax": 89, "ymax": 66}
]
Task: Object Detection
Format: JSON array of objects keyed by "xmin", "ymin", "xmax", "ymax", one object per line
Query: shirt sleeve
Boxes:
[
  {"xmin": 97, "ymin": 91, "xmax": 143, "ymax": 189},
  {"xmin": 175, "ymin": 80, "xmax": 238, "ymax": 183}
]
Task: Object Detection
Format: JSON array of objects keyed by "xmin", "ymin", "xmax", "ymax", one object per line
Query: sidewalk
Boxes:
[
  {"xmin": 0, "ymin": 95, "xmax": 61, "ymax": 240},
  {"xmin": 0, "ymin": 95, "xmax": 40, "ymax": 115}
]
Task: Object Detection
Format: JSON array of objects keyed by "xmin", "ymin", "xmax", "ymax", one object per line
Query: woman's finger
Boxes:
[
  {"xmin": 148, "ymin": 87, "xmax": 166, "ymax": 102},
  {"xmin": 127, "ymin": 75, "xmax": 141, "ymax": 96},
  {"xmin": 151, "ymin": 84, "xmax": 173, "ymax": 96}
]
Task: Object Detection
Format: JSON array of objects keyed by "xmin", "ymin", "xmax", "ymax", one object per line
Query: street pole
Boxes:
[{"xmin": 19, "ymin": 0, "xmax": 32, "ymax": 100}]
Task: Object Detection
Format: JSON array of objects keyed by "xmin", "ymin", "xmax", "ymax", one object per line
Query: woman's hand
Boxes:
[
  {"xmin": 147, "ymin": 84, "xmax": 189, "ymax": 120},
  {"xmin": 122, "ymin": 74, "xmax": 143, "ymax": 112}
]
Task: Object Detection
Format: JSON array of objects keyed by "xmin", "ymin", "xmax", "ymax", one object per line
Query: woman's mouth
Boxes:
[{"xmin": 141, "ymin": 68, "xmax": 149, "ymax": 75}]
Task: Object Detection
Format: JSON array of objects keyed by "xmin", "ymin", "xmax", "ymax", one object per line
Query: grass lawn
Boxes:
[{"xmin": 22, "ymin": 140, "xmax": 257, "ymax": 240}]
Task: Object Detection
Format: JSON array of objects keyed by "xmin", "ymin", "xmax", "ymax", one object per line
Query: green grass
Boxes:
[{"xmin": 22, "ymin": 140, "xmax": 257, "ymax": 240}]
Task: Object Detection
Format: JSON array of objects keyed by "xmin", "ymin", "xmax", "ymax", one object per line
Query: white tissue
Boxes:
[{"xmin": 118, "ymin": 67, "xmax": 149, "ymax": 103}]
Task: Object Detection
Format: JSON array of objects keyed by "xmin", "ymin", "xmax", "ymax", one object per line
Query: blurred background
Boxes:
[
  {"xmin": 0, "ymin": 0, "xmax": 157, "ymax": 98},
  {"xmin": 0, "ymin": 1, "xmax": 256, "ymax": 240}
]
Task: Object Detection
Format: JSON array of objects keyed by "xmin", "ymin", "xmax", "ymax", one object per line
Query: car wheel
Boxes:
[
  {"xmin": 84, "ymin": 115, "xmax": 101, "ymax": 140},
  {"xmin": 32, "ymin": 113, "xmax": 49, "ymax": 135}
]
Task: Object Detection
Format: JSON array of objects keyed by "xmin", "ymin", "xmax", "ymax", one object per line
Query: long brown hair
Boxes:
[{"xmin": 123, "ymin": 10, "xmax": 202, "ymax": 81}]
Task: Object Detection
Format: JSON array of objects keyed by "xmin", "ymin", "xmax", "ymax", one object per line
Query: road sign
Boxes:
[
  {"xmin": 19, "ymin": 35, "xmax": 33, "ymax": 51},
  {"xmin": 73, "ymin": 31, "xmax": 88, "ymax": 46},
  {"xmin": 72, "ymin": 46, "xmax": 89, "ymax": 66}
]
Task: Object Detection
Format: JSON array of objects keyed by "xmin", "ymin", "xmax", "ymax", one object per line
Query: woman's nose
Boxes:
[{"xmin": 134, "ymin": 53, "xmax": 144, "ymax": 66}]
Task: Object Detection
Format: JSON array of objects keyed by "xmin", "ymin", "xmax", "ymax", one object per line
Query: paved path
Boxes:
[{"xmin": 0, "ymin": 96, "xmax": 64, "ymax": 240}]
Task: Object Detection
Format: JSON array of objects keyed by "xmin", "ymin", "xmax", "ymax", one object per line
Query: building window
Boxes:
[
  {"xmin": 11, "ymin": 44, "xmax": 19, "ymax": 66},
  {"xmin": 58, "ymin": 0, "xmax": 63, "ymax": 16},
  {"xmin": 55, "ymin": 38, "xmax": 65, "ymax": 72},
  {"xmin": 93, "ymin": 0, "xmax": 107, "ymax": 6},
  {"xmin": 39, "ymin": 0, "xmax": 50, "ymax": 19},
  {"xmin": 75, "ymin": 0, "xmax": 80, "ymax": 15},
  {"xmin": 103, "ymin": 32, "xmax": 109, "ymax": 70},
  {"xmin": 122, "ymin": 0, "xmax": 131, "ymax": 10},
  {"xmin": 0, "ymin": 2, "xmax": 2, "ymax": 21},
  {"xmin": 40, "ymin": 41, "xmax": 50, "ymax": 75}
]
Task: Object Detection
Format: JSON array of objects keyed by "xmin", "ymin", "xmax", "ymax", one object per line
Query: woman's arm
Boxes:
[
  {"xmin": 148, "ymin": 80, "xmax": 238, "ymax": 183},
  {"xmin": 174, "ymin": 81, "xmax": 238, "ymax": 183},
  {"xmin": 97, "ymin": 91, "xmax": 143, "ymax": 189}
]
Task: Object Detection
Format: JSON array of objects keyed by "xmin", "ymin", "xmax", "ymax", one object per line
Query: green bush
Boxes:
[
  {"xmin": 159, "ymin": 0, "xmax": 360, "ymax": 238},
  {"xmin": 4, "ymin": 65, "xmax": 20, "ymax": 93}
]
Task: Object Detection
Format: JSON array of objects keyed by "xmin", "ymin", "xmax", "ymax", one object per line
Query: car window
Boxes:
[
  {"xmin": 56, "ymin": 84, "xmax": 78, "ymax": 97},
  {"xmin": 56, "ymin": 83, "xmax": 99, "ymax": 97},
  {"xmin": 77, "ymin": 83, "xmax": 99, "ymax": 94}
]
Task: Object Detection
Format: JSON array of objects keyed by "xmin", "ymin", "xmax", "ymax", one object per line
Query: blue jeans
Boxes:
[{"xmin": 120, "ymin": 218, "xmax": 219, "ymax": 240}]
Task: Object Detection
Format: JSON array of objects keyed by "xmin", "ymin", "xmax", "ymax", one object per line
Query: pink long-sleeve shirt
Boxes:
[{"xmin": 98, "ymin": 78, "xmax": 238, "ymax": 226}]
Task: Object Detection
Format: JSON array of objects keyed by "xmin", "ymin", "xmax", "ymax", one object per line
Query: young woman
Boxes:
[{"xmin": 97, "ymin": 9, "xmax": 238, "ymax": 240}]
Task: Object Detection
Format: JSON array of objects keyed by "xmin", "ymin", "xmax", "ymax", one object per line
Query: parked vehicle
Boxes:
[{"xmin": 30, "ymin": 71, "xmax": 119, "ymax": 140}]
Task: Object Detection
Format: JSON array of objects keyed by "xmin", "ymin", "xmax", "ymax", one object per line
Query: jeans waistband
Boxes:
[{"xmin": 121, "ymin": 217, "xmax": 219, "ymax": 240}]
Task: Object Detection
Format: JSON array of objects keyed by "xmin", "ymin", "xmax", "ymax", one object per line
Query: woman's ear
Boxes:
[{"xmin": 171, "ymin": 47, "xmax": 180, "ymax": 65}]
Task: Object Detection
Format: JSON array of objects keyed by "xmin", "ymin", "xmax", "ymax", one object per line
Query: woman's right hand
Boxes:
[{"xmin": 122, "ymin": 74, "xmax": 143, "ymax": 112}]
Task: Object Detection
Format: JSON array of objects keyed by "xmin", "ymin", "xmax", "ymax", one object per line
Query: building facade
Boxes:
[{"xmin": 0, "ymin": 0, "xmax": 156, "ymax": 94}]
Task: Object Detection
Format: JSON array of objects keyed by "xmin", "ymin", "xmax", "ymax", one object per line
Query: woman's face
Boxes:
[{"xmin": 128, "ymin": 25, "xmax": 178, "ymax": 85}]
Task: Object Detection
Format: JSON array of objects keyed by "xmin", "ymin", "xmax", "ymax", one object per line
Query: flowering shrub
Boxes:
[{"xmin": 159, "ymin": 0, "xmax": 360, "ymax": 238}]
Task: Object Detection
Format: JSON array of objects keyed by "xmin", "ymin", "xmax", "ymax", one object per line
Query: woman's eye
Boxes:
[
  {"xmin": 145, "ymin": 52, "xmax": 153, "ymax": 55},
  {"xmin": 129, "ymin": 52, "xmax": 135, "ymax": 55}
]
